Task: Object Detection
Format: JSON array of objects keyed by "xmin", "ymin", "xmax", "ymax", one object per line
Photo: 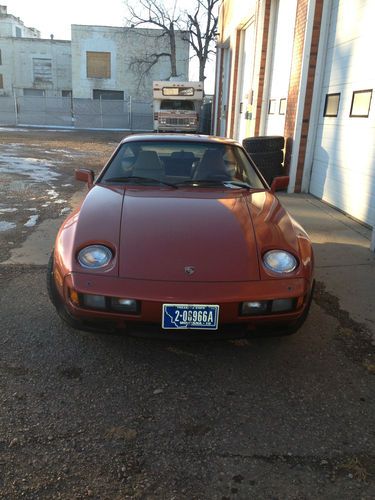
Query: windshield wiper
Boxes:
[
  {"xmin": 175, "ymin": 179, "xmax": 252, "ymax": 189},
  {"xmin": 174, "ymin": 179, "xmax": 226, "ymax": 186},
  {"xmin": 104, "ymin": 175, "xmax": 178, "ymax": 188}
]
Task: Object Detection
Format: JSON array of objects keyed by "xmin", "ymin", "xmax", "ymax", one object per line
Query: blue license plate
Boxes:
[{"xmin": 162, "ymin": 304, "xmax": 219, "ymax": 330}]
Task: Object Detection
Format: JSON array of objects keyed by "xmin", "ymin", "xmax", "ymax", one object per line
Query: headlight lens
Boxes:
[
  {"xmin": 77, "ymin": 245, "xmax": 112, "ymax": 269},
  {"xmin": 263, "ymin": 250, "xmax": 297, "ymax": 274}
]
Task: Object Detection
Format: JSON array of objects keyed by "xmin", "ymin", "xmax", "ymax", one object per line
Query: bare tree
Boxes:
[
  {"xmin": 125, "ymin": 0, "xmax": 181, "ymax": 80},
  {"xmin": 182, "ymin": 0, "xmax": 219, "ymax": 83},
  {"xmin": 124, "ymin": 0, "xmax": 219, "ymax": 87}
]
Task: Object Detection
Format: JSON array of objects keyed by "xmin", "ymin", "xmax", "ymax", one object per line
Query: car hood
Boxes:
[
  {"xmin": 72, "ymin": 186, "xmax": 300, "ymax": 282},
  {"xmin": 119, "ymin": 188, "xmax": 260, "ymax": 281}
]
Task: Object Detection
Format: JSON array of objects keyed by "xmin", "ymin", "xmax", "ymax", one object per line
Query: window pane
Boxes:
[
  {"xmin": 268, "ymin": 99, "xmax": 276, "ymax": 114},
  {"xmin": 324, "ymin": 93, "xmax": 340, "ymax": 117},
  {"xmin": 279, "ymin": 98, "xmax": 286, "ymax": 115},
  {"xmin": 350, "ymin": 90, "xmax": 372, "ymax": 117}
]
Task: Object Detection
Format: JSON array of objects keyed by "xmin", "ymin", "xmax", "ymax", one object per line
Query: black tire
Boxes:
[
  {"xmin": 242, "ymin": 135, "xmax": 284, "ymax": 154},
  {"xmin": 249, "ymin": 150, "xmax": 284, "ymax": 185},
  {"xmin": 249, "ymin": 150, "xmax": 283, "ymax": 166},
  {"xmin": 47, "ymin": 252, "xmax": 82, "ymax": 329}
]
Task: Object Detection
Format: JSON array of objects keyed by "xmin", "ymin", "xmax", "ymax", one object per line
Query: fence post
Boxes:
[
  {"xmin": 99, "ymin": 95, "xmax": 104, "ymax": 128},
  {"xmin": 129, "ymin": 95, "xmax": 132, "ymax": 131},
  {"xmin": 13, "ymin": 90, "xmax": 18, "ymax": 126},
  {"xmin": 371, "ymin": 227, "xmax": 375, "ymax": 252}
]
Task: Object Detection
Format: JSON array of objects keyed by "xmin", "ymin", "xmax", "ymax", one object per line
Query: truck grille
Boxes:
[{"xmin": 166, "ymin": 118, "xmax": 190, "ymax": 125}]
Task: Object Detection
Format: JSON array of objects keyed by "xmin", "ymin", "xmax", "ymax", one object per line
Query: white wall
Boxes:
[
  {"xmin": 71, "ymin": 25, "xmax": 190, "ymax": 100},
  {"xmin": 0, "ymin": 37, "xmax": 71, "ymax": 96},
  {"xmin": 309, "ymin": 0, "xmax": 375, "ymax": 226}
]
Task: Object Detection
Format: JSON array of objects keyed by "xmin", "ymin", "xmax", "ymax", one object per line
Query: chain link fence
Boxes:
[{"xmin": 0, "ymin": 95, "xmax": 154, "ymax": 131}]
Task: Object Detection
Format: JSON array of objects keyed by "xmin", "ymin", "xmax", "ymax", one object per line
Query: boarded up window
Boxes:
[
  {"xmin": 87, "ymin": 52, "xmax": 111, "ymax": 79},
  {"xmin": 0, "ymin": 74, "xmax": 3, "ymax": 89},
  {"xmin": 23, "ymin": 88, "xmax": 45, "ymax": 96},
  {"xmin": 33, "ymin": 58, "xmax": 52, "ymax": 83}
]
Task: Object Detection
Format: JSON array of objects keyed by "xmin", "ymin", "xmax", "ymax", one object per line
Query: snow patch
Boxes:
[
  {"xmin": 24, "ymin": 215, "xmax": 39, "ymax": 227},
  {"xmin": 47, "ymin": 189, "xmax": 59, "ymax": 199},
  {"xmin": 0, "ymin": 221, "xmax": 16, "ymax": 232},
  {"xmin": 0, "ymin": 156, "xmax": 61, "ymax": 183},
  {"xmin": 0, "ymin": 208, "xmax": 18, "ymax": 213}
]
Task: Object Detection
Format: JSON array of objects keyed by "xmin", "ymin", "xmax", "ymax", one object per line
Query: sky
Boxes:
[{"xmin": 4, "ymin": 0, "xmax": 216, "ymax": 92}]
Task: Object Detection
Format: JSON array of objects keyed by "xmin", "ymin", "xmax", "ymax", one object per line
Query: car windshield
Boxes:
[
  {"xmin": 160, "ymin": 100, "xmax": 195, "ymax": 111},
  {"xmin": 100, "ymin": 140, "xmax": 265, "ymax": 189}
]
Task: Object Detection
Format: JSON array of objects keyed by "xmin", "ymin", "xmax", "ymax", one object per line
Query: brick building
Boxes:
[{"xmin": 213, "ymin": 0, "xmax": 375, "ymax": 227}]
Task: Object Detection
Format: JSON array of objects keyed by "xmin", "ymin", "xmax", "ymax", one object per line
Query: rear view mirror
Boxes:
[
  {"xmin": 270, "ymin": 175, "xmax": 289, "ymax": 193},
  {"xmin": 75, "ymin": 168, "xmax": 94, "ymax": 189}
]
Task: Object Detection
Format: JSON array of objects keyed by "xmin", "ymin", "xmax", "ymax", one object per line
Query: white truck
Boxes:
[{"xmin": 153, "ymin": 81, "xmax": 204, "ymax": 133}]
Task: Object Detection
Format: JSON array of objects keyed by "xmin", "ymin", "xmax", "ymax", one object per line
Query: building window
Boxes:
[
  {"xmin": 279, "ymin": 98, "xmax": 286, "ymax": 115},
  {"xmin": 87, "ymin": 52, "xmax": 111, "ymax": 79},
  {"xmin": 324, "ymin": 93, "xmax": 340, "ymax": 117},
  {"xmin": 350, "ymin": 89, "xmax": 372, "ymax": 118},
  {"xmin": 0, "ymin": 74, "xmax": 3, "ymax": 89},
  {"xmin": 62, "ymin": 90, "xmax": 72, "ymax": 98},
  {"xmin": 23, "ymin": 88, "xmax": 46, "ymax": 96},
  {"xmin": 93, "ymin": 89, "xmax": 124, "ymax": 100},
  {"xmin": 15, "ymin": 26, "xmax": 22, "ymax": 37},
  {"xmin": 268, "ymin": 99, "xmax": 277, "ymax": 114},
  {"xmin": 33, "ymin": 58, "xmax": 52, "ymax": 83}
]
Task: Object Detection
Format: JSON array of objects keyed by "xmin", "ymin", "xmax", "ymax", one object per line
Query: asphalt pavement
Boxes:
[{"xmin": 0, "ymin": 130, "xmax": 374, "ymax": 498}]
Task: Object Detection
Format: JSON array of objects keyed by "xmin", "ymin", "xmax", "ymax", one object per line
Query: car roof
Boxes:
[{"xmin": 120, "ymin": 133, "xmax": 241, "ymax": 146}]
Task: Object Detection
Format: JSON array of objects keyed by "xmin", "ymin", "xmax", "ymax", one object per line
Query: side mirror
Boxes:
[
  {"xmin": 75, "ymin": 168, "xmax": 94, "ymax": 189},
  {"xmin": 270, "ymin": 175, "xmax": 289, "ymax": 193}
]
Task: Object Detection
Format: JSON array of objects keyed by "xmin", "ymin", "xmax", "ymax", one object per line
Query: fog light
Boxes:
[
  {"xmin": 111, "ymin": 297, "xmax": 139, "ymax": 313},
  {"xmin": 241, "ymin": 301, "xmax": 268, "ymax": 315},
  {"xmin": 82, "ymin": 294, "xmax": 106, "ymax": 309},
  {"xmin": 271, "ymin": 298, "xmax": 295, "ymax": 313}
]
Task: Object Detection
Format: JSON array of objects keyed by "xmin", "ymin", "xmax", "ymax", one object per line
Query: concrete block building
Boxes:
[
  {"xmin": 71, "ymin": 25, "xmax": 189, "ymax": 100},
  {"xmin": 0, "ymin": 5, "xmax": 189, "ymax": 101}
]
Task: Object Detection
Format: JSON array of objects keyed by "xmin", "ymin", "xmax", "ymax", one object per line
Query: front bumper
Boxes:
[{"xmin": 54, "ymin": 271, "xmax": 314, "ymax": 337}]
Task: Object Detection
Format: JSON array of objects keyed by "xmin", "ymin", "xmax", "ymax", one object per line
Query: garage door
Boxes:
[
  {"xmin": 263, "ymin": 0, "xmax": 297, "ymax": 136},
  {"xmin": 309, "ymin": 0, "xmax": 375, "ymax": 226}
]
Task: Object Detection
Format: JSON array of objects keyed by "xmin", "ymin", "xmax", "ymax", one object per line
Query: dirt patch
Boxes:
[{"xmin": 314, "ymin": 280, "xmax": 375, "ymax": 369}]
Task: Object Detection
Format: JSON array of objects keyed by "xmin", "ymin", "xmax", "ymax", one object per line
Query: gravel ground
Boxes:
[{"xmin": 0, "ymin": 129, "xmax": 374, "ymax": 499}]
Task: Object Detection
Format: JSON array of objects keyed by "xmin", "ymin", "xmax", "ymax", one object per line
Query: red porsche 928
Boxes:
[{"xmin": 48, "ymin": 134, "xmax": 314, "ymax": 338}]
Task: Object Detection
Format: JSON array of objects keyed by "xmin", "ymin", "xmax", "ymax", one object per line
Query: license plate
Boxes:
[{"xmin": 162, "ymin": 304, "xmax": 219, "ymax": 330}]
